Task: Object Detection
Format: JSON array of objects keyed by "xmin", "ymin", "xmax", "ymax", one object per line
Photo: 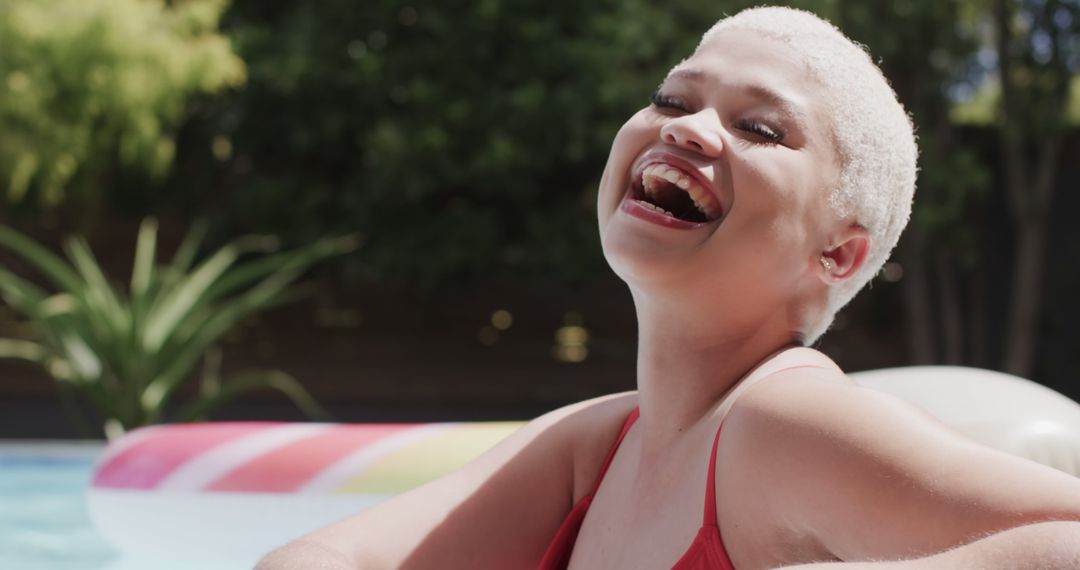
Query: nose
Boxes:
[{"xmin": 659, "ymin": 111, "xmax": 724, "ymax": 156}]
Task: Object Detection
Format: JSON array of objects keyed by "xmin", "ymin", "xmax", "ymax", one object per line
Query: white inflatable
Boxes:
[
  {"xmin": 851, "ymin": 366, "xmax": 1080, "ymax": 477},
  {"xmin": 87, "ymin": 367, "xmax": 1080, "ymax": 567}
]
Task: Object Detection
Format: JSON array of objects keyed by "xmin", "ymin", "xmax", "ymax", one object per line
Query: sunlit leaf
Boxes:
[{"xmin": 0, "ymin": 338, "xmax": 50, "ymax": 364}]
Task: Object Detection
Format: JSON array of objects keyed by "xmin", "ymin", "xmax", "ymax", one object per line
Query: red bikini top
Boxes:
[{"xmin": 537, "ymin": 407, "xmax": 736, "ymax": 569}]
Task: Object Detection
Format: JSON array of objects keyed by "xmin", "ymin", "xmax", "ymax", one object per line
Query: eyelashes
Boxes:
[
  {"xmin": 650, "ymin": 90, "xmax": 688, "ymax": 111},
  {"xmin": 737, "ymin": 119, "xmax": 785, "ymax": 143},
  {"xmin": 648, "ymin": 90, "xmax": 787, "ymax": 144}
]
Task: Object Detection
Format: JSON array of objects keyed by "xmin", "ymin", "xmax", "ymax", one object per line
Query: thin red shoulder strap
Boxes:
[
  {"xmin": 703, "ymin": 363, "xmax": 832, "ymax": 526},
  {"xmin": 589, "ymin": 406, "xmax": 640, "ymax": 496},
  {"xmin": 703, "ymin": 419, "xmax": 724, "ymax": 526}
]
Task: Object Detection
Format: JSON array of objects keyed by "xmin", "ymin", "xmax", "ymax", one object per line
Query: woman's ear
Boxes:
[{"xmin": 819, "ymin": 227, "xmax": 869, "ymax": 283}]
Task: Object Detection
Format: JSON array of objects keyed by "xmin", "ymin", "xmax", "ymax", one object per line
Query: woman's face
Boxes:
[{"xmin": 597, "ymin": 29, "xmax": 842, "ymax": 319}]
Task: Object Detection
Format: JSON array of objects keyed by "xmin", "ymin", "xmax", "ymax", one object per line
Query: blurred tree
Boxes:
[
  {"xmin": 993, "ymin": 0, "xmax": 1079, "ymax": 377},
  {"xmin": 841, "ymin": 0, "xmax": 1080, "ymax": 379},
  {"xmin": 0, "ymin": 0, "xmax": 244, "ymax": 224}
]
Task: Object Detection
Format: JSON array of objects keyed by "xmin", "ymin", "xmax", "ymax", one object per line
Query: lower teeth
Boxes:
[{"xmin": 640, "ymin": 201, "xmax": 673, "ymax": 216}]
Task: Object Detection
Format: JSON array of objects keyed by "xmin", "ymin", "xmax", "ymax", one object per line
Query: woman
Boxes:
[{"xmin": 259, "ymin": 7, "xmax": 1080, "ymax": 569}]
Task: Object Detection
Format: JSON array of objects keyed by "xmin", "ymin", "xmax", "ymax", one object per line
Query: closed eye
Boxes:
[
  {"xmin": 650, "ymin": 90, "xmax": 689, "ymax": 113},
  {"xmin": 737, "ymin": 119, "xmax": 785, "ymax": 143}
]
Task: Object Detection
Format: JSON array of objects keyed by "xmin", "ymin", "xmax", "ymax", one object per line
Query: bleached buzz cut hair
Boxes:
[{"xmin": 700, "ymin": 6, "xmax": 918, "ymax": 344}]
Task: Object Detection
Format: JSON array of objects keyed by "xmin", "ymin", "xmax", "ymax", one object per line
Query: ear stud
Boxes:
[{"xmin": 819, "ymin": 256, "xmax": 834, "ymax": 272}]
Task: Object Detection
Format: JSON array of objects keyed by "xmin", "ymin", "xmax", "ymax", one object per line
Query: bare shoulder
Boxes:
[
  {"xmin": 722, "ymin": 356, "xmax": 1080, "ymax": 563},
  {"xmin": 520, "ymin": 389, "xmax": 637, "ymax": 449},
  {"xmin": 730, "ymin": 351, "xmax": 901, "ymax": 432},
  {"xmin": 721, "ymin": 347, "xmax": 861, "ymax": 437},
  {"xmin": 554, "ymin": 391, "xmax": 640, "ymax": 502}
]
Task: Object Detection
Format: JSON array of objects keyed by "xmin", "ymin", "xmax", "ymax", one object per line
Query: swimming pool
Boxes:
[{"xmin": 0, "ymin": 442, "xmax": 237, "ymax": 570}]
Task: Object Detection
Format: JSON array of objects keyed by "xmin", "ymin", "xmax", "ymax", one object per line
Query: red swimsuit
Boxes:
[{"xmin": 538, "ymin": 407, "xmax": 736, "ymax": 569}]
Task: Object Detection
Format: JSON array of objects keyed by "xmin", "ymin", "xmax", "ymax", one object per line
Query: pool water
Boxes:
[
  {"xmin": 0, "ymin": 443, "xmax": 237, "ymax": 570},
  {"xmin": 0, "ymin": 443, "xmax": 115, "ymax": 570}
]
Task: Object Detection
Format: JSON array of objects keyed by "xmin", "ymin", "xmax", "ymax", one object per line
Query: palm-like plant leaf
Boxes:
[
  {"xmin": 0, "ymin": 267, "xmax": 51, "ymax": 318},
  {"xmin": 0, "ymin": 220, "xmax": 356, "ymax": 438},
  {"xmin": 130, "ymin": 218, "xmax": 158, "ymax": 312},
  {"xmin": 0, "ymin": 226, "xmax": 83, "ymax": 293},
  {"xmin": 63, "ymin": 237, "xmax": 127, "ymax": 330},
  {"xmin": 169, "ymin": 220, "xmax": 208, "ymax": 276},
  {"xmin": 149, "ymin": 236, "xmax": 357, "ymax": 366},
  {"xmin": 141, "ymin": 266, "xmax": 304, "ymax": 416},
  {"xmin": 61, "ymin": 237, "xmax": 131, "ymax": 369},
  {"xmin": 141, "ymin": 235, "xmax": 279, "ymax": 353},
  {"xmin": 0, "ymin": 338, "xmax": 49, "ymax": 364}
]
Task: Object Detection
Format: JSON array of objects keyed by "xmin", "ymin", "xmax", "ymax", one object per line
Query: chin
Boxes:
[{"xmin": 600, "ymin": 223, "xmax": 699, "ymax": 292}]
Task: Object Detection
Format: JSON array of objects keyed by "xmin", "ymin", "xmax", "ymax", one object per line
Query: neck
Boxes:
[{"xmin": 631, "ymin": 291, "xmax": 799, "ymax": 455}]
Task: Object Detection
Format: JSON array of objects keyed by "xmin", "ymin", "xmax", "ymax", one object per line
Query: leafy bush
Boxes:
[
  {"xmin": 0, "ymin": 219, "xmax": 357, "ymax": 439},
  {"xmin": 0, "ymin": 0, "xmax": 244, "ymax": 209}
]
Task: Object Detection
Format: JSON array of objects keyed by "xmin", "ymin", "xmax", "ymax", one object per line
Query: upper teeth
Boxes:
[{"xmin": 641, "ymin": 163, "xmax": 722, "ymax": 219}]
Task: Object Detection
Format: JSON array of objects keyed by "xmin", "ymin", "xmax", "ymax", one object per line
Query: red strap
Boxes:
[
  {"xmin": 702, "ymin": 419, "xmax": 725, "ymax": 526},
  {"xmin": 702, "ymin": 363, "xmax": 830, "ymax": 526},
  {"xmin": 588, "ymin": 407, "xmax": 640, "ymax": 496}
]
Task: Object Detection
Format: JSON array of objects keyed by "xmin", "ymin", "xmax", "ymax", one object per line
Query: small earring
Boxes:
[{"xmin": 819, "ymin": 256, "xmax": 834, "ymax": 272}]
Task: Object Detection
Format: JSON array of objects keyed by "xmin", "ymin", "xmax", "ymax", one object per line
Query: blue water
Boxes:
[
  {"xmin": 0, "ymin": 445, "xmax": 257, "ymax": 570},
  {"xmin": 0, "ymin": 446, "xmax": 118, "ymax": 570}
]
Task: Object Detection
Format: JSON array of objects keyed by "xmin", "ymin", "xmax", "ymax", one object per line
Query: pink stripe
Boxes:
[
  {"xmin": 206, "ymin": 424, "xmax": 413, "ymax": 493},
  {"xmin": 92, "ymin": 423, "xmax": 281, "ymax": 490}
]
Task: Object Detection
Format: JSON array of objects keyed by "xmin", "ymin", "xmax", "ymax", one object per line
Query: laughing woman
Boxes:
[{"xmin": 258, "ymin": 7, "xmax": 1080, "ymax": 569}]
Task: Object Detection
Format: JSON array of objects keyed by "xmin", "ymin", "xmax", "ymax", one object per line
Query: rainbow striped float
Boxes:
[{"xmin": 88, "ymin": 420, "xmax": 522, "ymax": 566}]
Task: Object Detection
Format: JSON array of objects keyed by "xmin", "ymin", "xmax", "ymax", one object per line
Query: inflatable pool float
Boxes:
[
  {"xmin": 87, "ymin": 367, "xmax": 1080, "ymax": 566},
  {"xmin": 88, "ymin": 421, "xmax": 522, "ymax": 566}
]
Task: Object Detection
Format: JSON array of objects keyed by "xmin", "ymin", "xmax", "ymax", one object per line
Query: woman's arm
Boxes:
[
  {"xmin": 257, "ymin": 538, "xmax": 356, "ymax": 570},
  {"xmin": 255, "ymin": 392, "xmax": 636, "ymax": 570},
  {"xmin": 731, "ymin": 372, "xmax": 1080, "ymax": 566},
  {"xmin": 779, "ymin": 520, "xmax": 1080, "ymax": 568}
]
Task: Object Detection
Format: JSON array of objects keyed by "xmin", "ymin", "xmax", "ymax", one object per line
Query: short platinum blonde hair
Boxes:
[{"xmin": 700, "ymin": 7, "xmax": 918, "ymax": 344}]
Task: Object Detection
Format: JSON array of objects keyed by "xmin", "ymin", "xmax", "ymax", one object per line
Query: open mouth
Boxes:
[{"xmin": 628, "ymin": 162, "xmax": 723, "ymax": 224}]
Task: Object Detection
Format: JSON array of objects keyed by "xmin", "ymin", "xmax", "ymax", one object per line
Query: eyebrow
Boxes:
[{"xmin": 665, "ymin": 67, "xmax": 811, "ymax": 128}]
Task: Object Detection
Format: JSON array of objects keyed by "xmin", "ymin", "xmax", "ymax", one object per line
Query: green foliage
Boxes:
[
  {"xmin": 952, "ymin": 78, "xmax": 1080, "ymax": 126},
  {"xmin": 951, "ymin": 82, "xmax": 1001, "ymax": 125},
  {"xmin": 0, "ymin": 0, "xmax": 244, "ymax": 208},
  {"xmin": 185, "ymin": 0, "xmax": 775, "ymax": 288},
  {"xmin": 951, "ymin": 1, "xmax": 1080, "ymax": 128},
  {"xmin": 0, "ymin": 220, "xmax": 358, "ymax": 439}
]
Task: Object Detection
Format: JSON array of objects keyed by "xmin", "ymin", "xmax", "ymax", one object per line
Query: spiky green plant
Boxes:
[{"xmin": 0, "ymin": 219, "xmax": 358, "ymax": 439}]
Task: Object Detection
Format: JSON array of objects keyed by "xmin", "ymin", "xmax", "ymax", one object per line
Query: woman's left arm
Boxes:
[
  {"xmin": 781, "ymin": 520, "xmax": 1080, "ymax": 568},
  {"xmin": 733, "ymin": 373, "xmax": 1080, "ymax": 567}
]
